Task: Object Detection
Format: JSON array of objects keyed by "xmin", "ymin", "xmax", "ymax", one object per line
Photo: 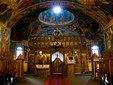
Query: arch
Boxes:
[
  {"xmin": 51, "ymin": 51, "xmax": 64, "ymax": 62},
  {"xmin": 7, "ymin": 1, "xmax": 106, "ymax": 29},
  {"xmin": 17, "ymin": 47, "xmax": 23, "ymax": 50},
  {"xmin": 91, "ymin": 45, "xmax": 99, "ymax": 50}
]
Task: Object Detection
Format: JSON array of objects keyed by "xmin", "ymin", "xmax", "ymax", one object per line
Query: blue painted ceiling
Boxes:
[
  {"xmin": 5, "ymin": 0, "xmax": 113, "ymax": 41},
  {"xmin": 38, "ymin": 9, "xmax": 74, "ymax": 25}
]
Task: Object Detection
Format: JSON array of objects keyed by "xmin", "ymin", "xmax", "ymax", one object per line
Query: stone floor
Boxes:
[
  {"xmin": 14, "ymin": 74, "xmax": 100, "ymax": 85},
  {"xmin": 68, "ymin": 75, "xmax": 100, "ymax": 85}
]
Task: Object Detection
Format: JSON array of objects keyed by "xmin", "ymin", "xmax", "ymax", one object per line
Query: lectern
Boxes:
[{"xmin": 67, "ymin": 56, "xmax": 75, "ymax": 77}]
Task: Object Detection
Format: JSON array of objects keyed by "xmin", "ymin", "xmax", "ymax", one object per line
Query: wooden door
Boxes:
[{"xmin": 52, "ymin": 58, "xmax": 63, "ymax": 74}]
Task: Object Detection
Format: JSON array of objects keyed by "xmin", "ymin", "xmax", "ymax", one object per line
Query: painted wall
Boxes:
[
  {"xmin": 105, "ymin": 26, "xmax": 113, "ymax": 50},
  {"xmin": 0, "ymin": 25, "xmax": 10, "ymax": 57}
]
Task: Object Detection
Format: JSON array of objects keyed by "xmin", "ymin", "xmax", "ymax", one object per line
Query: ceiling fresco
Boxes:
[
  {"xmin": 11, "ymin": 10, "xmax": 100, "ymax": 41},
  {"xmin": 0, "ymin": 0, "xmax": 113, "ymax": 42},
  {"xmin": 38, "ymin": 9, "xmax": 74, "ymax": 25}
]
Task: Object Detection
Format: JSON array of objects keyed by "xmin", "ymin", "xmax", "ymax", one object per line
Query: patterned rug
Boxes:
[{"xmin": 44, "ymin": 74, "xmax": 72, "ymax": 85}]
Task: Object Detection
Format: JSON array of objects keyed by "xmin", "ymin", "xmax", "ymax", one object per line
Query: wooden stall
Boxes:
[
  {"xmin": 93, "ymin": 59, "xmax": 100, "ymax": 81},
  {"xmin": 0, "ymin": 52, "xmax": 15, "ymax": 85},
  {"xmin": 109, "ymin": 58, "xmax": 113, "ymax": 85},
  {"xmin": 99, "ymin": 50, "xmax": 113, "ymax": 85},
  {"xmin": 0, "ymin": 51, "xmax": 25, "ymax": 84},
  {"xmin": 0, "ymin": 58, "xmax": 5, "ymax": 85}
]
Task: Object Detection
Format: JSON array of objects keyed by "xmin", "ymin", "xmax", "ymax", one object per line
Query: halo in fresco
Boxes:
[{"xmin": 38, "ymin": 9, "xmax": 74, "ymax": 25}]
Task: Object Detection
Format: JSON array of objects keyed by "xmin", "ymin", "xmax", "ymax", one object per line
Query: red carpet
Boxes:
[{"xmin": 43, "ymin": 74, "xmax": 72, "ymax": 85}]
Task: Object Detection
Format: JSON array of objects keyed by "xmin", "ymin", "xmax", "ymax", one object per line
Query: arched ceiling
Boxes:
[{"xmin": 0, "ymin": 0, "xmax": 113, "ymax": 42}]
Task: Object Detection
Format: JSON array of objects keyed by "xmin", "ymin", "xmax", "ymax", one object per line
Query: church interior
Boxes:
[{"xmin": 0, "ymin": 0, "xmax": 113, "ymax": 85}]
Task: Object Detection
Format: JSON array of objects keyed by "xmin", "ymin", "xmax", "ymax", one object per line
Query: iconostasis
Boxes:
[
  {"xmin": 35, "ymin": 54, "xmax": 50, "ymax": 65},
  {"xmin": 65, "ymin": 50, "xmax": 87, "ymax": 74},
  {"xmin": 28, "ymin": 53, "xmax": 50, "ymax": 73}
]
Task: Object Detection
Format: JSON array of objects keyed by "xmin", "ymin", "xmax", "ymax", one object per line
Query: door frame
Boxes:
[{"xmin": 50, "ymin": 51, "xmax": 64, "ymax": 74}]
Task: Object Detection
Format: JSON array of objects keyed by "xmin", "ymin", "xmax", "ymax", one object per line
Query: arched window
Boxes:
[
  {"xmin": 91, "ymin": 45, "xmax": 99, "ymax": 56},
  {"xmin": 16, "ymin": 47, "xmax": 23, "ymax": 59}
]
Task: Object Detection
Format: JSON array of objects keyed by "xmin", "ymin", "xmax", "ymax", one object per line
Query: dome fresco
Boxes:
[
  {"xmin": 38, "ymin": 9, "xmax": 74, "ymax": 25},
  {"xmin": 8, "ymin": 0, "xmax": 113, "ymax": 41},
  {"xmin": 11, "ymin": 10, "xmax": 100, "ymax": 41}
]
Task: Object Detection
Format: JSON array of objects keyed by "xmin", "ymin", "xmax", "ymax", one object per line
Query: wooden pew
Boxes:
[
  {"xmin": 0, "ymin": 51, "xmax": 15, "ymax": 85},
  {"xmin": 109, "ymin": 58, "xmax": 113, "ymax": 85},
  {"xmin": 0, "ymin": 58, "xmax": 5, "ymax": 85},
  {"xmin": 99, "ymin": 50, "xmax": 113, "ymax": 85}
]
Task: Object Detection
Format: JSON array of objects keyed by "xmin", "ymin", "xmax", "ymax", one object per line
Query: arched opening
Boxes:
[
  {"xmin": 51, "ymin": 51, "xmax": 64, "ymax": 62},
  {"xmin": 51, "ymin": 51, "xmax": 64, "ymax": 74}
]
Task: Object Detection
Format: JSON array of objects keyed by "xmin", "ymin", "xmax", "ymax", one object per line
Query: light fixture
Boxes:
[
  {"xmin": 39, "ymin": 51, "xmax": 42, "ymax": 55},
  {"xmin": 53, "ymin": 6, "xmax": 62, "ymax": 14},
  {"xmin": 74, "ymin": 51, "xmax": 77, "ymax": 54},
  {"xmin": 51, "ymin": 5, "xmax": 63, "ymax": 51}
]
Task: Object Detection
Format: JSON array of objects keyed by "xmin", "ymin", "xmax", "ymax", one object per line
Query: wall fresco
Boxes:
[{"xmin": 0, "ymin": 26, "xmax": 10, "ymax": 57}]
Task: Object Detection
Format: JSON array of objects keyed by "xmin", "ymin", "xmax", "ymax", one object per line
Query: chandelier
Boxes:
[
  {"xmin": 52, "ymin": 26, "xmax": 63, "ymax": 50},
  {"xmin": 51, "ymin": 6, "xmax": 63, "ymax": 50}
]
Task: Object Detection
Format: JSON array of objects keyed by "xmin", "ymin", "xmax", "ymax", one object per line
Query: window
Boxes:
[
  {"xmin": 91, "ymin": 45, "xmax": 99, "ymax": 56},
  {"xmin": 16, "ymin": 47, "xmax": 23, "ymax": 59}
]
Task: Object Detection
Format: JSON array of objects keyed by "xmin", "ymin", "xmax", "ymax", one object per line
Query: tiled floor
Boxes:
[{"xmin": 14, "ymin": 75, "xmax": 100, "ymax": 85}]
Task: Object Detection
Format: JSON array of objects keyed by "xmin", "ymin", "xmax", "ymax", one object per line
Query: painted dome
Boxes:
[{"xmin": 38, "ymin": 9, "xmax": 74, "ymax": 25}]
